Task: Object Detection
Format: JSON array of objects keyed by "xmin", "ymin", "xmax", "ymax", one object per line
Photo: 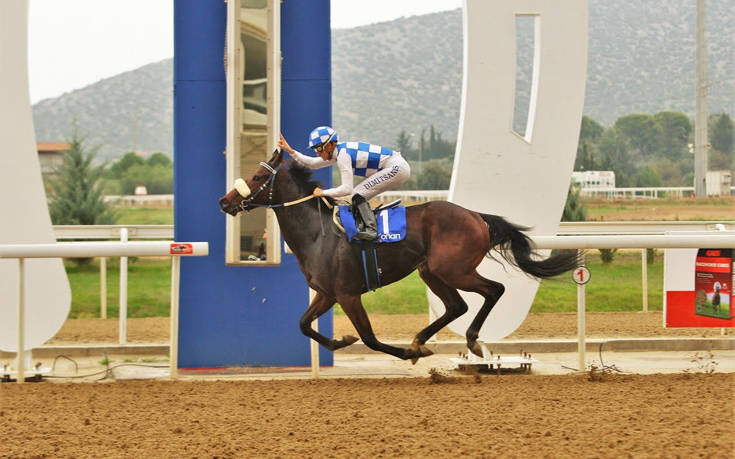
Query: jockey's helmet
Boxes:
[{"xmin": 308, "ymin": 126, "xmax": 338, "ymax": 150}]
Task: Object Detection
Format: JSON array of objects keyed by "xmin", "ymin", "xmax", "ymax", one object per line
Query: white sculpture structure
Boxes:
[
  {"xmin": 0, "ymin": 1, "xmax": 71, "ymax": 352},
  {"xmin": 429, "ymin": 0, "xmax": 588, "ymax": 341}
]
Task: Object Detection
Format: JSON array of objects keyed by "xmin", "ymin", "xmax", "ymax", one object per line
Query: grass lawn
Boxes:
[
  {"xmin": 354, "ymin": 250, "xmax": 661, "ymax": 315},
  {"xmin": 114, "ymin": 206, "xmax": 173, "ymax": 225},
  {"xmin": 65, "ymin": 257, "xmax": 172, "ymax": 318},
  {"xmin": 76, "ymin": 196, "xmax": 727, "ymax": 318}
]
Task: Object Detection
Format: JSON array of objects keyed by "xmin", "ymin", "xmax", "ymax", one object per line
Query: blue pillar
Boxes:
[{"xmin": 174, "ymin": 0, "xmax": 333, "ymax": 368}]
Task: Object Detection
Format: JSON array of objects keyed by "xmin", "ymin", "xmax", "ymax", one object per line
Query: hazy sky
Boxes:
[{"xmin": 27, "ymin": 0, "xmax": 461, "ymax": 103}]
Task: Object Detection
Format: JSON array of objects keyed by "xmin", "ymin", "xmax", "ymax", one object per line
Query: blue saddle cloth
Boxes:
[{"xmin": 338, "ymin": 205, "xmax": 407, "ymax": 243}]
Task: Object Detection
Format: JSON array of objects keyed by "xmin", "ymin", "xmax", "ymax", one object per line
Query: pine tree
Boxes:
[
  {"xmin": 48, "ymin": 133, "xmax": 116, "ymax": 225},
  {"xmin": 562, "ymin": 183, "xmax": 587, "ymax": 222}
]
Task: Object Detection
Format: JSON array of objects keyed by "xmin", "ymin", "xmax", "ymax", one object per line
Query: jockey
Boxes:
[{"xmin": 278, "ymin": 126, "xmax": 411, "ymax": 241}]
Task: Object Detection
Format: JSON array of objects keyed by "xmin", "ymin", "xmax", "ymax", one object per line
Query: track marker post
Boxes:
[
  {"xmin": 572, "ymin": 263, "xmax": 591, "ymax": 372},
  {"xmin": 309, "ymin": 289, "xmax": 320, "ymax": 378},
  {"xmin": 169, "ymin": 255, "xmax": 181, "ymax": 378}
]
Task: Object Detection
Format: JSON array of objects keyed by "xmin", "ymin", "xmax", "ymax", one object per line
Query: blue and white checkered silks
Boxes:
[
  {"xmin": 339, "ymin": 141, "xmax": 395, "ymax": 177},
  {"xmin": 308, "ymin": 126, "xmax": 338, "ymax": 149}
]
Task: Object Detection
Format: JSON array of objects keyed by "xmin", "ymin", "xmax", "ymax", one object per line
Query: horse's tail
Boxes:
[{"xmin": 480, "ymin": 214, "xmax": 579, "ymax": 279}]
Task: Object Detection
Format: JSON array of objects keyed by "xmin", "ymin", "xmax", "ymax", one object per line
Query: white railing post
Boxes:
[
  {"xmin": 641, "ymin": 249, "xmax": 648, "ymax": 312},
  {"xmin": 169, "ymin": 256, "xmax": 181, "ymax": 379},
  {"xmin": 119, "ymin": 228, "xmax": 128, "ymax": 344},
  {"xmin": 309, "ymin": 288, "xmax": 320, "ymax": 379},
  {"xmin": 577, "ymin": 281, "xmax": 586, "ymax": 372},
  {"xmin": 100, "ymin": 257, "xmax": 107, "ymax": 319},
  {"xmin": 16, "ymin": 258, "xmax": 25, "ymax": 384}
]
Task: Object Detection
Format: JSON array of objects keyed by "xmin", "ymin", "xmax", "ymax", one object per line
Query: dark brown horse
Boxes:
[{"xmin": 219, "ymin": 149, "xmax": 579, "ymax": 362}]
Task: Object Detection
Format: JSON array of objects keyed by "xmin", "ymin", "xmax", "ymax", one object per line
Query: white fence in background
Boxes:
[
  {"xmin": 0, "ymin": 241, "xmax": 208, "ymax": 384},
  {"xmin": 104, "ymin": 195, "xmax": 174, "ymax": 206},
  {"xmin": 101, "ymin": 187, "xmax": 735, "ymax": 207}
]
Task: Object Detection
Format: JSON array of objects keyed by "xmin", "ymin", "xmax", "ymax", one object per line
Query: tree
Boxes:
[
  {"xmin": 108, "ymin": 151, "xmax": 145, "ymax": 179},
  {"xmin": 634, "ymin": 165, "xmax": 663, "ymax": 187},
  {"xmin": 394, "ymin": 131, "xmax": 414, "ymax": 159},
  {"xmin": 416, "ymin": 159, "xmax": 451, "ymax": 189},
  {"xmin": 710, "ymin": 113, "xmax": 733, "ymax": 155},
  {"xmin": 423, "ymin": 125, "xmax": 455, "ymax": 160},
  {"xmin": 654, "ymin": 158, "xmax": 685, "ymax": 186},
  {"xmin": 575, "ymin": 140, "xmax": 597, "ymax": 171},
  {"xmin": 120, "ymin": 163, "xmax": 173, "ymax": 194},
  {"xmin": 147, "ymin": 152, "xmax": 172, "ymax": 168},
  {"xmin": 562, "ymin": 183, "xmax": 587, "ymax": 222},
  {"xmin": 654, "ymin": 111, "xmax": 691, "ymax": 161},
  {"xmin": 48, "ymin": 133, "xmax": 116, "ymax": 226},
  {"xmin": 614, "ymin": 113, "xmax": 662, "ymax": 158},
  {"xmin": 597, "ymin": 127, "xmax": 634, "ymax": 186},
  {"xmin": 709, "ymin": 149, "xmax": 733, "ymax": 170},
  {"xmin": 575, "ymin": 116, "xmax": 604, "ymax": 170},
  {"xmin": 580, "ymin": 115, "xmax": 604, "ymax": 142}
]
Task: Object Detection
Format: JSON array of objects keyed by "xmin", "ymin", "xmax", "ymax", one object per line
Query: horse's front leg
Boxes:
[
  {"xmin": 338, "ymin": 294, "xmax": 433, "ymax": 362},
  {"xmin": 299, "ymin": 291, "xmax": 359, "ymax": 351}
]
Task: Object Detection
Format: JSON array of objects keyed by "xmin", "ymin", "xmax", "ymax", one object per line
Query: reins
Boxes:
[{"xmin": 237, "ymin": 162, "xmax": 334, "ymax": 218}]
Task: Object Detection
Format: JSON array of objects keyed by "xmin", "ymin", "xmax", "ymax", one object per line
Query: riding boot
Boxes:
[{"xmin": 352, "ymin": 194, "xmax": 378, "ymax": 241}]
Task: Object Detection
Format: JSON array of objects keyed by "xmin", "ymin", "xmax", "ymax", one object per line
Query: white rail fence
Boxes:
[
  {"xmin": 1, "ymin": 241, "xmax": 208, "ymax": 384},
  {"xmin": 54, "ymin": 222, "xmax": 735, "ymax": 323},
  {"xmin": 4, "ymin": 225, "xmax": 734, "ymax": 380},
  {"xmin": 52, "ymin": 223, "xmax": 734, "ymax": 377},
  {"xmin": 373, "ymin": 187, "xmax": 734, "ymax": 203},
  {"xmin": 530, "ymin": 233, "xmax": 735, "ymax": 372}
]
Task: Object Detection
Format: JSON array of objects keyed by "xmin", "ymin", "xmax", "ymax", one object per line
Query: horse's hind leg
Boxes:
[
  {"xmin": 338, "ymin": 294, "xmax": 433, "ymax": 361},
  {"xmin": 439, "ymin": 270, "xmax": 505, "ymax": 357},
  {"xmin": 464, "ymin": 274, "xmax": 505, "ymax": 357},
  {"xmin": 299, "ymin": 291, "xmax": 358, "ymax": 351},
  {"xmin": 412, "ymin": 266, "xmax": 468, "ymax": 353}
]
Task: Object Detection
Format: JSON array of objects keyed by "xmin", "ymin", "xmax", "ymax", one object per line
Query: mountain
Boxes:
[
  {"xmin": 32, "ymin": 0, "xmax": 734, "ymax": 159},
  {"xmin": 32, "ymin": 60, "xmax": 173, "ymax": 160}
]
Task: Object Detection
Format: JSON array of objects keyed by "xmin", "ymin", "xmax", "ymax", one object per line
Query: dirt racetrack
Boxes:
[
  {"xmin": 2, "ymin": 373, "xmax": 733, "ymax": 458},
  {"xmin": 1, "ymin": 312, "xmax": 732, "ymax": 458}
]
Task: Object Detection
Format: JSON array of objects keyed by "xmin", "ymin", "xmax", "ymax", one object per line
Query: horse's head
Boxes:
[{"xmin": 219, "ymin": 149, "xmax": 284, "ymax": 216}]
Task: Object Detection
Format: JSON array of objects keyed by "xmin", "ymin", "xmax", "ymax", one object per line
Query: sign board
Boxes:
[
  {"xmin": 664, "ymin": 246, "xmax": 735, "ymax": 327},
  {"xmin": 572, "ymin": 266, "xmax": 591, "ymax": 285}
]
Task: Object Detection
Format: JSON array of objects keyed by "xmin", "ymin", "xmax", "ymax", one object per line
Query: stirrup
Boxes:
[{"xmin": 354, "ymin": 229, "xmax": 378, "ymax": 241}]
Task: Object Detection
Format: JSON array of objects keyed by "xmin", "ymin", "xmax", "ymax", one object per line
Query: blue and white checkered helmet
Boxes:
[{"xmin": 308, "ymin": 126, "xmax": 338, "ymax": 149}]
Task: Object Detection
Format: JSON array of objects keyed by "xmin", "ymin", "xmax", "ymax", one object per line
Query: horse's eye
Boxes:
[{"xmin": 252, "ymin": 176, "xmax": 262, "ymax": 182}]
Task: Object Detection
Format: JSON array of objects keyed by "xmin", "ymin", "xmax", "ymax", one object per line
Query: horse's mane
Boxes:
[{"xmin": 285, "ymin": 160, "xmax": 336, "ymax": 206}]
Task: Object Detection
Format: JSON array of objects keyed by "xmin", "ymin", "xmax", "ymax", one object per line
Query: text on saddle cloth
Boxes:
[{"xmin": 337, "ymin": 205, "xmax": 407, "ymax": 243}]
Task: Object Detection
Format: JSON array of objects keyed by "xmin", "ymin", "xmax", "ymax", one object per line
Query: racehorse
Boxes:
[{"xmin": 219, "ymin": 149, "xmax": 579, "ymax": 362}]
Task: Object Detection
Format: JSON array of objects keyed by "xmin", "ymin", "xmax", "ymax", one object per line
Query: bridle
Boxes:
[{"xmin": 236, "ymin": 161, "xmax": 319, "ymax": 212}]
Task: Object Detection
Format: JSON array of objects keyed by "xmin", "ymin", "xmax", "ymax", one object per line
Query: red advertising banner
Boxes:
[
  {"xmin": 170, "ymin": 243, "xmax": 193, "ymax": 255},
  {"xmin": 665, "ymin": 248, "xmax": 734, "ymax": 327}
]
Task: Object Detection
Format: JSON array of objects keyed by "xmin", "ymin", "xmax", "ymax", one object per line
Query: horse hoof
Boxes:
[
  {"xmin": 341, "ymin": 335, "xmax": 359, "ymax": 346},
  {"xmin": 469, "ymin": 341, "xmax": 483, "ymax": 357},
  {"xmin": 409, "ymin": 345, "xmax": 434, "ymax": 365},
  {"xmin": 420, "ymin": 345, "xmax": 434, "ymax": 358}
]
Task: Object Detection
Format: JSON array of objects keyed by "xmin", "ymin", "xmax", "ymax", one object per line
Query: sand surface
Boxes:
[
  {"xmin": 1, "ymin": 313, "xmax": 726, "ymax": 458},
  {"xmin": 2, "ymin": 373, "xmax": 733, "ymax": 458}
]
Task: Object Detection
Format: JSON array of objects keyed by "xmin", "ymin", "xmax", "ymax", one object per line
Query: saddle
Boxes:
[
  {"xmin": 334, "ymin": 200, "xmax": 406, "ymax": 244},
  {"xmin": 332, "ymin": 199, "xmax": 406, "ymax": 291}
]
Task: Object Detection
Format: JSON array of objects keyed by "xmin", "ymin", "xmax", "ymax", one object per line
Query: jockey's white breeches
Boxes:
[{"xmin": 352, "ymin": 152, "xmax": 411, "ymax": 200}]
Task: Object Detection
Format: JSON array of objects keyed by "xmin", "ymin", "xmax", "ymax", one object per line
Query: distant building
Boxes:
[
  {"xmin": 37, "ymin": 142, "xmax": 70, "ymax": 175},
  {"xmin": 706, "ymin": 170, "xmax": 732, "ymax": 196},
  {"xmin": 571, "ymin": 170, "xmax": 616, "ymax": 189}
]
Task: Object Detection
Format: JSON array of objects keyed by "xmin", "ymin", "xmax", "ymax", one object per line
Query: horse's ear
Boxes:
[{"xmin": 271, "ymin": 148, "xmax": 284, "ymax": 166}]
